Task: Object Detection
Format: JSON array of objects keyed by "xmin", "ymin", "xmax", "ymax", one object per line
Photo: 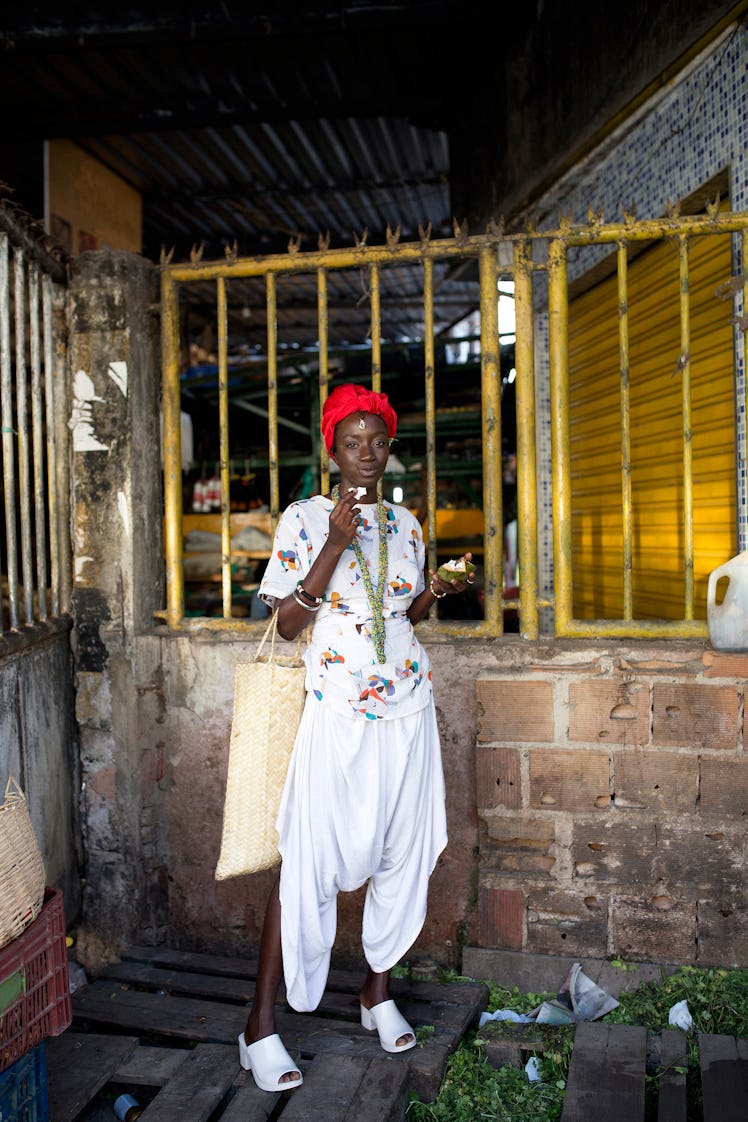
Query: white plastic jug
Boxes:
[{"xmin": 707, "ymin": 550, "xmax": 748, "ymax": 651}]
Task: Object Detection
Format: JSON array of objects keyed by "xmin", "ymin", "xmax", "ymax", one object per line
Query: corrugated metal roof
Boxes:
[
  {"xmin": 0, "ymin": 4, "xmax": 475, "ymax": 347},
  {"xmin": 0, "ymin": 4, "xmax": 461, "ymax": 260}
]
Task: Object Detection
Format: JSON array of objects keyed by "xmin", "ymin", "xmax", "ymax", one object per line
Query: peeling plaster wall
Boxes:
[
  {"xmin": 126, "ymin": 632, "xmax": 481, "ymax": 968},
  {"xmin": 67, "ymin": 250, "xmax": 162, "ymax": 960}
]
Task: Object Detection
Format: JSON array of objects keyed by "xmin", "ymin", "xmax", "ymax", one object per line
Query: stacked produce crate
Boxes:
[{"xmin": 0, "ymin": 781, "xmax": 71, "ymax": 1121}]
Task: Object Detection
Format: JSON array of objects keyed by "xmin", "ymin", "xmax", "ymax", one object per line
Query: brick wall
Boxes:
[{"xmin": 474, "ymin": 646, "xmax": 748, "ymax": 967}]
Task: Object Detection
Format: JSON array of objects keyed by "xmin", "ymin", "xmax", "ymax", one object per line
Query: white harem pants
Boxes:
[{"xmin": 276, "ymin": 694, "xmax": 447, "ymax": 1012}]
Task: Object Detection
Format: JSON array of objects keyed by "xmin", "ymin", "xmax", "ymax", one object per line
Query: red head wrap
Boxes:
[{"xmin": 320, "ymin": 383, "xmax": 398, "ymax": 455}]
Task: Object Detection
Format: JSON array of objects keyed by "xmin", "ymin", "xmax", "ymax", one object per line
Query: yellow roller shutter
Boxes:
[{"xmin": 568, "ymin": 207, "xmax": 735, "ymax": 620}]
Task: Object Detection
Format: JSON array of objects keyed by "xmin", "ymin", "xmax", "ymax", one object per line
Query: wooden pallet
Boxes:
[
  {"xmin": 561, "ymin": 1022, "xmax": 748, "ymax": 1122},
  {"xmin": 478, "ymin": 1019, "xmax": 748, "ymax": 1121},
  {"xmin": 46, "ymin": 945, "xmax": 488, "ymax": 1121}
]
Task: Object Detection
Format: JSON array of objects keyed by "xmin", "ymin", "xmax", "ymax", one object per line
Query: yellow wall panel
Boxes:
[
  {"xmin": 568, "ymin": 211, "xmax": 735, "ymax": 621},
  {"xmin": 46, "ymin": 139, "xmax": 142, "ymax": 254}
]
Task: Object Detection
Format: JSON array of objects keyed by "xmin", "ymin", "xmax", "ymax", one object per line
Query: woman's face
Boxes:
[{"xmin": 332, "ymin": 412, "xmax": 390, "ymax": 490}]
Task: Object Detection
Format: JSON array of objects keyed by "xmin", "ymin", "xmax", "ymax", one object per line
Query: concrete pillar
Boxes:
[{"xmin": 67, "ymin": 249, "xmax": 162, "ymax": 961}]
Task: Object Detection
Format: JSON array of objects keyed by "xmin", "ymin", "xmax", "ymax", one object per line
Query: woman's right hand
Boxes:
[
  {"xmin": 277, "ymin": 490, "xmax": 361, "ymax": 639},
  {"xmin": 326, "ymin": 487, "xmax": 363, "ymax": 552}
]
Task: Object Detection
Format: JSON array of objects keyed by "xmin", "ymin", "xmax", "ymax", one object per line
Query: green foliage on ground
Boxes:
[
  {"xmin": 405, "ymin": 965, "xmax": 748, "ymax": 1122},
  {"xmin": 607, "ymin": 965, "xmax": 748, "ymax": 1036},
  {"xmin": 406, "ymin": 1036, "xmax": 566, "ymax": 1122}
]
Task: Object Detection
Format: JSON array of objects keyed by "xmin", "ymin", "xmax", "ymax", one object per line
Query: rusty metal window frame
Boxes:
[
  {"xmin": 159, "ymin": 209, "xmax": 748, "ymax": 640},
  {"xmin": 0, "ymin": 214, "xmax": 70, "ymax": 637}
]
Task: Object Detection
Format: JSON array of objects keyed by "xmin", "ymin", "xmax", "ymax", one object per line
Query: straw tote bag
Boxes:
[
  {"xmin": 215, "ymin": 612, "xmax": 307, "ymax": 879},
  {"xmin": 0, "ymin": 777, "xmax": 46, "ymax": 950}
]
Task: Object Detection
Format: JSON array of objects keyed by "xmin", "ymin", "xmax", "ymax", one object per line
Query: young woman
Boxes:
[{"xmin": 239, "ymin": 383, "xmax": 473, "ymax": 1091}]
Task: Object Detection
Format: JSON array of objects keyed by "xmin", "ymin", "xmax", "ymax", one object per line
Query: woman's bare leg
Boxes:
[
  {"xmin": 359, "ymin": 966, "xmax": 414, "ymax": 1047},
  {"xmin": 243, "ymin": 874, "xmax": 300, "ymax": 1084}
]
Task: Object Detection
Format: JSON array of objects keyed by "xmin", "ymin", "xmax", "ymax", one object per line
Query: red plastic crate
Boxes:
[{"xmin": 0, "ymin": 888, "xmax": 71, "ymax": 1074}]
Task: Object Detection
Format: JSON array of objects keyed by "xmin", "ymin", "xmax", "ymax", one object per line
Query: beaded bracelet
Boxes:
[
  {"xmin": 292, "ymin": 587, "xmax": 321, "ymax": 611},
  {"xmin": 429, "ymin": 577, "xmax": 447, "ymax": 599},
  {"xmin": 295, "ymin": 581, "xmax": 323, "ymax": 607}
]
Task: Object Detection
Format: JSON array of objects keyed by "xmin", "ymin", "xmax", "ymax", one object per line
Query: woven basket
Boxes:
[
  {"xmin": 215, "ymin": 612, "xmax": 307, "ymax": 879},
  {"xmin": 0, "ymin": 778, "xmax": 46, "ymax": 951}
]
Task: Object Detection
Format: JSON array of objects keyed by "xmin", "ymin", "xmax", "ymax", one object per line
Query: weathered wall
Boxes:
[
  {"xmin": 0, "ymin": 621, "xmax": 80, "ymax": 921},
  {"xmin": 125, "ymin": 630, "xmax": 482, "ymax": 968},
  {"xmin": 67, "ymin": 249, "xmax": 163, "ymax": 963},
  {"xmin": 465, "ymin": 642, "xmax": 748, "ymax": 979},
  {"xmin": 129, "ymin": 635, "xmax": 748, "ymax": 976}
]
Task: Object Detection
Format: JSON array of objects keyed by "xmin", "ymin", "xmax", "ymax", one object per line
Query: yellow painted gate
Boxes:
[{"xmin": 160, "ymin": 203, "xmax": 748, "ymax": 639}]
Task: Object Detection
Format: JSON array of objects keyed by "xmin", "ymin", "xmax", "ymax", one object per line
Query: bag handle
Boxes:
[
  {"xmin": 254, "ymin": 611, "xmax": 306, "ymax": 663},
  {"xmin": 254, "ymin": 610, "xmax": 279, "ymax": 661},
  {"xmin": 3, "ymin": 776, "xmax": 25, "ymax": 803}
]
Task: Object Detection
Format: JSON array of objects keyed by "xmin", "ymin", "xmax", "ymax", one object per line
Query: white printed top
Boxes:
[{"xmin": 259, "ymin": 496, "xmax": 433, "ymax": 720}]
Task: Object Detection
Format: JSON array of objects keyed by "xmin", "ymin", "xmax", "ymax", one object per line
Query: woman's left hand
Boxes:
[{"xmin": 428, "ymin": 552, "xmax": 475, "ymax": 597}]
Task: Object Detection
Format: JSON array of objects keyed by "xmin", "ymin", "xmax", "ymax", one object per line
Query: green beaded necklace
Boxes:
[{"xmin": 331, "ymin": 484, "xmax": 389, "ymax": 663}]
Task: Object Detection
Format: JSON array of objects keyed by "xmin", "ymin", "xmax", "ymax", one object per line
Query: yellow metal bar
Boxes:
[
  {"xmin": 266, "ymin": 273, "xmax": 280, "ymax": 523},
  {"xmin": 157, "ymin": 611, "xmax": 502, "ymax": 638},
  {"xmin": 317, "ymin": 267, "xmax": 330, "ymax": 495},
  {"xmin": 478, "ymin": 245, "xmax": 503, "ymax": 633},
  {"xmin": 163, "ymin": 212, "xmax": 748, "ymax": 285},
  {"xmin": 548, "ymin": 237, "xmax": 573, "ymax": 634},
  {"xmin": 370, "ymin": 264, "xmax": 381, "ymax": 393},
  {"xmin": 161, "ymin": 269, "xmax": 184, "ymax": 627},
  {"xmin": 513, "ymin": 239, "xmax": 538, "ymax": 639},
  {"xmin": 29, "ymin": 263, "xmax": 48, "ymax": 619},
  {"xmin": 618, "ymin": 242, "xmax": 633, "ymax": 620},
  {"xmin": 561, "ymin": 618, "xmax": 707, "ymax": 638},
  {"xmin": 42, "ymin": 274, "xmax": 59, "ymax": 616},
  {"xmin": 167, "ymin": 238, "xmax": 491, "ymax": 283},
  {"xmin": 217, "ymin": 277, "xmax": 232, "ymax": 618},
  {"xmin": 562, "ymin": 211, "xmax": 748, "ymax": 245},
  {"xmin": 422, "ymin": 257, "xmax": 437, "ymax": 578},
  {"xmin": 679, "ymin": 234, "xmax": 694, "ymax": 618},
  {"xmin": 155, "ymin": 594, "xmax": 546, "ymax": 635}
]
